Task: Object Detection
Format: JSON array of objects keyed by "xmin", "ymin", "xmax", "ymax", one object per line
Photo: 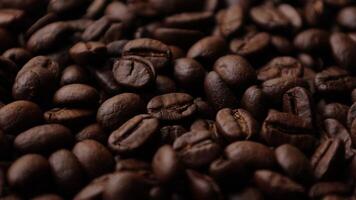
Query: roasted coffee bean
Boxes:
[
  {"xmin": 103, "ymin": 172, "xmax": 151, "ymax": 200},
  {"xmin": 147, "ymin": 93, "xmax": 197, "ymax": 121},
  {"xmin": 69, "ymin": 41, "xmax": 107, "ymax": 66},
  {"xmin": 190, "ymin": 119, "xmax": 216, "ymax": 132},
  {"xmin": 218, "ymin": 5, "xmax": 244, "ymax": 38},
  {"xmin": 262, "ymin": 77, "xmax": 308, "ymax": 104},
  {"xmin": 229, "ymin": 32, "xmax": 270, "ymax": 58},
  {"xmin": 14, "ymin": 124, "xmax": 73, "ymax": 154},
  {"xmin": 53, "ymin": 84, "xmax": 99, "ymax": 107},
  {"xmin": 323, "ymin": 119, "xmax": 354, "ymax": 159},
  {"xmin": 337, "ymin": 6, "xmax": 356, "ymax": 30},
  {"xmin": 294, "ymin": 29, "xmax": 330, "ymax": 54},
  {"xmin": 122, "ymin": 38, "xmax": 171, "ymax": 71},
  {"xmin": 44, "ymin": 108, "xmax": 95, "ymax": 128},
  {"xmin": 116, "ymin": 159, "xmax": 151, "ymax": 172},
  {"xmin": 215, "ymin": 108, "xmax": 258, "ymax": 142},
  {"xmin": 213, "ymin": 55, "xmax": 256, "ymax": 90},
  {"xmin": 74, "ymin": 173, "xmax": 112, "ymax": 200},
  {"xmin": 187, "ymin": 36, "xmax": 227, "ymax": 65},
  {"xmin": 283, "ymin": 87, "xmax": 313, "ymax": 126},
  {"xmin": 108, "ymin": 114, "xmax": 159, "ymax": 154},
  {"xmin": 253, "ymin": 170, "xmax": 305, "ymax": 199},
  {"xmin": 250, "ymin": 4, "xmax": 290, "ymax": 31},
  {"xmin": 72, "ymin": 140, "xmax": 114, "ymax": 179},
  {"xmin": 270, "ymin": 35, "xmax": 294, "ymax": 55},
  {"xmin": 0, "ymin": 9, "xmax": 24, "ymax": 28},
  {"xmin": 97, "ymin": 93, "xmax": 143, "ymax": 130},
  {"xmin": 76, "ymin": 123, "xmax": 107, "ymax": 144},
  {"xmin": 311, "ymin": 139, "xmax": 345, "ymax": 180},
  {"xmin": 106, "ymin": 40, "xmax": 129, "ymax": 57},
  {"xmin": 173, "ymin": 58, "xmax": 205, "ymax": 90},
  {"xmin": 81, "ymin": 16, "xmax": 110, "ymax": 41},
  {"xmin": 204, "ymin": 71, "xmax": 238, "ymax": 110},
  {"xmin": 261, "ymin": 110, "xmax": 316, "ymax": 152},
  {"xmin": 154, "ymin": 75, "xmax": 177, "ymax": 94},
  {"xmin": 60, "ymin": 65, "xmax": 89, "ymax": 86},
  {"xmin": 278, "ymin": 4, "xmax": 302, "ymax": 31},
  {"xmin": 113, "ymin": 56, "xmax": 156, "ymax": 89},
  {"xmin": 152, "ymin": 145, "xmax": 182, "ymax": 182},
  {"xmin": 27, "ymin": 22, "xmax": 72, "ymax": 53},
  {"xmin": 275, "ymin": 144, "xmax": 313, "ymax": 184},
  {"xmin": 330, "ymin": 33, "xmax": 356, "ymax": 72},
  {"xmin": 315, "ymin": 67, "xmax": 356, "ymax": 96},
  {"xmin": 304, "ymin": 0, "xmax": 328, "ymax": 26},
  {"xmin": 2, "ymin": 48, "xmax": 32, "ymax": 66},
  {"xmin": 49, "ymin": 149, "xmax": 85, "ymax": 195},
  {"xmin": 258, "ymin": 57, "xmax": 304, "ymax": 82},
  {"xmin": 164, "ymin": 11, "xmax": 214, "ymax": 30},
  {"xmin": 309, "ymin": 181, "xmax": 352, "ymax": 199},
  {"xmin": 186, "ymin": 170, "xmax": 222, "ymax": 200},
  {"xmin": 240, "ymin": 85, "xmax": 268, "ymax": 120},
  {"xmin": 7, "ymin": 154, "xmax": 52, "ymax": 194},
  {"xmin": 90, "ymin": 63, "xmax": 123, "ymax": 94},
  {"xmin": 321, "ymin": 103, "xmax": 349, "ymax": 126},
  {"xmin": 0, "ymin": 100, "xmax": 42, "ymax": 134},
  {"xmin": 160, "ymin": 125, "xmax": 187, "ymax": 144},
  {"xmin": 173, "ymin": 130, "xmax": 221, "ymax": 168}
]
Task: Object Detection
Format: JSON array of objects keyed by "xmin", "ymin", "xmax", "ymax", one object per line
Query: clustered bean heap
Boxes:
[{"xmin": 0, "ymin": 0, "xmax": 356, "ymax": 199}]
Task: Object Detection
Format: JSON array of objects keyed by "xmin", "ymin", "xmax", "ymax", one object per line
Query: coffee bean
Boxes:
[
  {"xmin": 187, "ymin": 36, "xmax": 227, "ymax": 65},
  {"xmin": 186, "ymin": 170, "xmax": 222, "ymax": 200},
  {"xmin": 60, "ymin": 65, "xmax": 89, "ymax": 86},
  {"xmin": 0, "ymin": 100, "xmax": 42, "ymax": 134},
  {"xmin": 49, "ymin": 149, "xmax": 85, "ymax": 195},
  {"xmin": 250, "ymin": 4, "xmax": 290, "ymax": 31},
  {"xmin": 253, "ymin": 170, "xmax": 305, "ymax": 199},
  {"xmin": 275, "ymin": 144, "xmax": 313, "ymax": 184},
  {"xmin": 164, "ymin": 12, "xmax": 214, "ymax": 30},
  {"xmin": 218, "ymin": 5, "xmax": 244, "ymax": 38},
  {"xmin": 173, "ymin": 58, "xmax": 205, "ymax": 90},
  {"xmin": 271, "ymin": 35, "xmax": 294, "ymax": 55},
  {"xmin": 48, "ymin": 0, "xmax": 89, "ymax": 14},
  {"xmin": 154, "ymin": 75, "xmax": 177, "ymax": 95},
  {"xmin": 152, "ymin": 145, "xmax": 182, "ymax": 182},
  {"xmin": 7, "ymin": 154, "xmax": 52, "ymax": 194},
  {"xmin": 173, "ymin": 130, "xmax": 221, "ymax": 168},
  {"xmin": 294, "ymin": 29, "xmax": 330, "ymax": 54},
  {"xmin": 69, "ymin": 41, "xmax": 107, "ymax": 66},
  {"xmin": 44, "ymin": 108, "xmax": 95, "ymax": 128},
  {"xmin": 240, "ymin": 85, "xmax": 268, "ymax": 120},
  {"xmin": 213, "ymin": 55, "xmax": 256, "ymax": 90},
  {"xmin": 261, "ymin": 110, "xmax": 316, "ymax": 152},
  {"xmin": 53, "ymin": 84, "xmax": 99, "ymax": 107},
  {"xmin": 160, "ymin": 125, "xmax": 187, "ymax": 144},
  {"xmin": 72, "ymin": 140, "xmax": 114, "ymax": 179},
  {"xmin": 2, "ymin": 48, "xmax": 32, "ymax": 66},
  {"xmin": 311, "ymin": 139, "xmax": 345, "ymax": 180},
  {"xmin": 337, "ymin": 6, "xmax": 356, "ymax": 30},
  {"xmin": 330, "ymin": 33, "xmax": 356, "ymax": 72},
  {"xmin": 320, "ymin": 103, "xmax": 349, "ymax": 126},
  {"xmin": 14, "ymin": 124, "xmax": 73, "ymax": 154},
  {"xmin": 147, "ymin": 93, "xmax": 197, "ymax": 121},
  {"xmin": 309, "ymin": 181, "xmax": 352, "ymax": 199},
  {"xmin": 90, "ymin": 63, "xmax": 123, "ymax": 95},
  {"xmin": 108, "ymin": 114, "xmax": 159, "ymax": 154},
  {"xmin": 229, "ymin": 32, "xmax": 270, "ymax": 58},
  {"xmin": 74, "ymin": 173, "xmax": 112, "ymax": 200},
  {"xmin": 215, "ymin": 108, "xmax": 258, "ymax": 142},
  {"xmin": 258, "ymin": 57, "xmax": 304, "ymax": 82},
  {"xmin": 122, "ymin": 38, "xmax": 171, "ymax": 71},
  {"xmin": 204, "ymin": 71, "xmax": 238, "ymax": 110},
  {"xmin": 113, "ymin": 56, "xmax": 156, "ymax": 89},
  {"xmin": 304, "ymin": 0, "xmax": 328, "ymax": 26},
  {"xmin": 76, "ymin": 123, "xmax": 107, "ymax": 144},
  {"xmin": 97, "ymin": 93, "xmax": 143, "ymax": 130},
  {"xmin": 278, "ymin": 4, "xmax": 302, "ymax": 31}
]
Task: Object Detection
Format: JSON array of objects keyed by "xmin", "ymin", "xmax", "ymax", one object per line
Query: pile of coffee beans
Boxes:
[{"xmin": 0, "ymin": 0, "xmax": 356, "ymax": 199}]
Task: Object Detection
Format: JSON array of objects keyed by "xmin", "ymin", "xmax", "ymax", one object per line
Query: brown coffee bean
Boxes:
[
  {"xmin": 147, "ymin": 93, "xmax": 197, "ymax": 121},
  {"xmin": 74, "ymin": 173, "xmax": 112, "ymax": 200},
  {"xmin": 113, "ymin": 56, "xmax": 156, "ymax": 89},
  {"xmin": 187, "ymin": 36, "xmax": 227, "ymax": 65},
  {"xmin": 2, "ymin": 48, "xmax": 32, "ymax": 66},
  {"xmin": 97, "ymin": 93, "xmax": 143, "ymax": 130},
  {"xmin": 72, "ymin": 139, "xmax": 114, "ymax": 179},
  {"xmin": 304, "ymin": 0, "xmax": 328, "ymax": 26},
  {"xmin": 49, "ymin": 149, "xmax": 85, "ymax": 195},
  {"xmin": 122, "ymin": 38, "xmax": 171, "ymax": 71},
  {"xmin": 48, "ymin": 0, "xmax": 89, "ymax": 14},
  {"xmin": 160, "ymin": 125, "xmax": 187, "ymax": 144},
  {"xmin": 213, "ymin": 55, "xmax": 256, "ymax": 90},
  {"xmin": 261, "ymin": 110, "xmax": 316, "ymax": 152},
  {"xmin": 152, "ymin": 145, "xmax": 182, "ymax": 183},
  {"xmin": 7, "ymin": 154, "xmax": 52, "ymax": 194},
  {"xmin": 108, "ymin": 114, "xmax": 159, "ymax": 154},
  {"xmin": 14, "ymin": 124, "xmax": 73, "ymax": 154},
  {"xmin": 0, "ymin": 100, "xmax": 42, "ymax": 134},
  {"xmin": 215, "ymin": 108, "xmax": 258, "ymax": 142},
  {"xmin": 250, "ymin": 4, "xmax": 290, "ymax": 31},
  {"xmin": 275, "ymin": 144, "xmax": 313, "ymax": 184},
  {"xmin": 60, "ymin": 65, "xmax": 89, "ymax": 86},
  {"xmin": 154, "ymin": 75, "xmax": 177, "ymax": 95},
  {"xmin": 90, "ymin": 63, "xmax": 123, "ymax": 95},
  {"xmin": 278, "ymin": 4, "xmax": 302, "ymax": 31},
  {"xmin": 253, "ymin": 170, "xmax": 305, "ymax": 199},
  {"xmin": 309, "ymin": 181, "xmax": 352, "ymax": 199},
  {"xmin": 321, "ymin": 103, "xmax": 349, "ymax": 126},
  {"xmin": 330, "ymin": 33, "xmax": 356, "ymax": 72},
  {"xmin": 173, "ymin": 58, "xmax": 205, "ymax": 90},
  {"xmin": 240, "ymin": 85, "xmax": 268, "ymax": 120},
  {"xmin": 294, "ymin": 29, "xmax": 330, "ymax": 54},
  {"xmin": 204, "ymin": 71, "xmax": 238, "ymax": 110},
  {"xmin": 164, "ymin": 11, "xmax": 214, "ymax": 30},
  {"xmin": 258, "ymin": 57, "xmax": 304, "ymax": 82},
  {"xmin": 69, "ymin": 41, "xmax": 107, "ymax": 66},
  {"xmin": 76, "ymin": 123, "xmax": 107, "ymax": 144},
  {"xmin": 311, "ymin": 139, "xmax": 345, "ymax": 180},
  {"xmin": 186, "ymin": 170, "xmax": 222, "ymax": 200},
  {"xmin": 173, "ymin": 130, "xmax": 221, "ymax": 168},
  {"xmin": 229, "ymin": 32, "xmax": 270, "ymax": 58},
  {"xmin": 53, "ymin": 84, "xmax": 99, "ymax": 107},
  {"xmin": 270, "ymin": 35, "xmax": 294, "ymax": 55},
  {"xmin": 218, "ymin": 5, "xmax": 244, "ymax": 38},
  {"xmin": 44, "ymin": 108, "xmax": 95, "ymax": 128},
  {"xmin": 337, "ymin": 6, "xmax": 356, "ymax": 30}
]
